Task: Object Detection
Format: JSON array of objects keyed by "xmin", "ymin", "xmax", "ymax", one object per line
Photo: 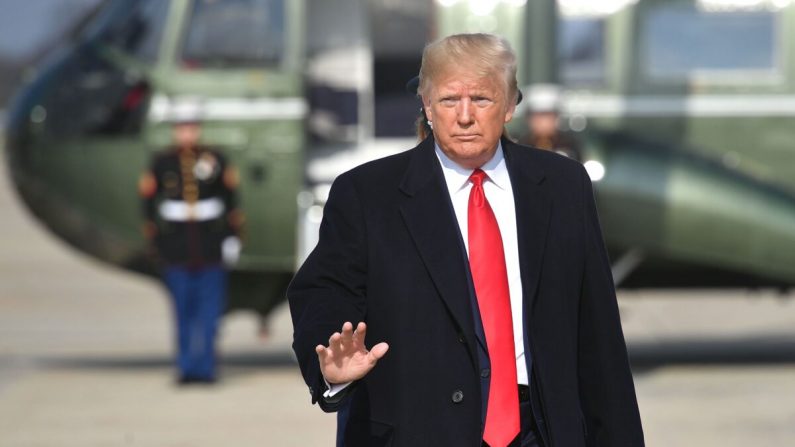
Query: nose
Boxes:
[{"xmin": 456, "ymin": 99, "xmax": 473, "ymax": 126}]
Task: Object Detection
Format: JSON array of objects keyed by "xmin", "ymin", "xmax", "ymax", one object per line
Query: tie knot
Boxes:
[{"xmin": 470, "ymin": 169, "xmax": 487, "ymax": 187}]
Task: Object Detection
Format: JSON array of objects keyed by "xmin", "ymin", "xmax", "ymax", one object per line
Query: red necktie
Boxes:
[{"xmin": 468, "ymin": 169, "xmax": 520, "ymax": 447}]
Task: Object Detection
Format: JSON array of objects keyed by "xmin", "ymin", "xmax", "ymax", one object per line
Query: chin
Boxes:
[{"xmin": 449, "ymin": 147, "xmax": 493, "ymax": 168}]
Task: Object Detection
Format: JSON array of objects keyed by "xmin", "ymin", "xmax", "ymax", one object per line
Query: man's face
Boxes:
[
  {"xmin": 529, "ymin": 111, "xmax": 558, "ymax": 138},
  {"xmin": 423, "ymin": 69, "xmax": 515, "ymax": 169},
  {"xmin": 173, "ymin": 122, "xmax": 201, "ymax": 149}
]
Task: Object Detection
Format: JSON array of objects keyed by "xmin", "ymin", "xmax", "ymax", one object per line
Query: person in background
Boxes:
[
  {"xmin": 139, "ymin": 114, "xmax": 243, "ymax": 385},
  {"xmin": 520, "ymin": 85, "xmax": 582, "ymax": 161}
]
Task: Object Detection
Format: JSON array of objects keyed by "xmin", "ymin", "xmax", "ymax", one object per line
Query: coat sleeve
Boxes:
[
  {"xmin": 139, "ymin": 157, "xmax": 160, "ymax": 224},
  {"xmin": 216, "ymin": 152, "xmax": 243, "ymax": 237},
  {"xmin": 287, "ymin": 172, "xmax": 368, "ymax": 412},
  {"xmin": 576, "ymin": 166, "xmax": 645, "ymax": 446}
]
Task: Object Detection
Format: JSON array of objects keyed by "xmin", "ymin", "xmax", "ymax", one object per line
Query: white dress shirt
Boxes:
[{"xmin": 435, "ymin": 142, "xmax": 529, "ymax": 386}]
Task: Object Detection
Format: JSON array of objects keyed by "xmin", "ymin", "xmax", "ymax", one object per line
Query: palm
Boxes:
[{"xmin": 316, "ymin": 322, "xmax": 389, "ymax": 384}]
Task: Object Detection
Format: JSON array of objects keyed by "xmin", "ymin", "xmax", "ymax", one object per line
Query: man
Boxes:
[
  {"xmin": 139, "ymin": 115, "xmax": 243, "ymax": 384},
  {"xmin": 289, "ymin": 34, "xmax": 643, "ymax": 446},
  {"xmin": 519, "ymin": 86, "xmax": 581, "ymax": 161}
]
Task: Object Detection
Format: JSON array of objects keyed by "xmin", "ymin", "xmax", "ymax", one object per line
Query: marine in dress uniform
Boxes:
[
  {"xmin": 519, "ymin": 85, "xmax": 582, "ymax": 162},
  {"xmin": 139, "ymin": 118, "xmax": 243, "ymax": 384}
]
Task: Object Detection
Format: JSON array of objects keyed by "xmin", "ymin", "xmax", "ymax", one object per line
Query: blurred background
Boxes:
[{"xmin": 2, "ymin": 0, "xmax": 795, "ymax": 445}]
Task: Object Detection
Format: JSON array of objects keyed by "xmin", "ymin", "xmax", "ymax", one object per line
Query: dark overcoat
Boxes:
[{"xmin": 288, "ymin": 136, "xmax": 644, "ymax": 447}]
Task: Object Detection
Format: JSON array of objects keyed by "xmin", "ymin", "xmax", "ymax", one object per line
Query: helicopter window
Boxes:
[
  {"xmin": 100, "ymin": 0, "xmax": 170, "ymax": 63},
  {"xmin": 181, "ymin": 0, "xmax": 285, "ymax": 68},
  {"xmin": 641, "ymin": 5, "xmax": 778, "ymax": 81},
  {"xmin": 559, "ymin": 18, "xmax": 606, "ymax": 87},
  {"xmin": 40, "ymin": 47, "xmax": 151, "ymax": 139}
]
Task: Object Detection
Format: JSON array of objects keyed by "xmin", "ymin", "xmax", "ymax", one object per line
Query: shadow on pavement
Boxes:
[
  {"xmin": 15, "ymin": 336, "xmax": 795, "ymax": 377},
  {"xmin": 39, "ymin": 349, "xmax": 297, "ymax": 372},
  {"xmin": 629, "ymin": 335, "xmax": 795, "ymax": 374}
]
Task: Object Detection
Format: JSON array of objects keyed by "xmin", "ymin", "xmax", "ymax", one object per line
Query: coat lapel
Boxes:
[
  {"xmin": 503, "ymin": 140, "xmax": 552, "ymax": 312},
  {"xmin": 398, "ymin": 138, "xmax": 479, "ymax": 369}
]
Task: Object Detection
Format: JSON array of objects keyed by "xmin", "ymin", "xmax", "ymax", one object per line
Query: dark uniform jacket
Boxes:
[
  {"xmin": 288, "ymin": 137, "xmax": 644, "ymax": 446},
  {"xmin": 142, "ymin": 146, "xmax": 238, "ymax": 266},
  {"xmin": 520, "ymin": 132, "xmax": 582, "ymax": 162}
]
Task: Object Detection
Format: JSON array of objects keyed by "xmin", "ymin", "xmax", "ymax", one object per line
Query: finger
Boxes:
[
  {"xmin": 355, "ymin": 322, "xmax": 367, "ymax": 344},
  {"xmin": 368, "ymin": 342, "xmax": 389, "ymax": 362},
  {"xmin": 315, "ymin": 344, "xmax": 328, "ymax": 361},
  {"xmin": 328, "ymin": 332, "xmax": 342, "ymax": 353},
  {"xmin": 352, "ymin": 322, "xmax": 367, "ymax": 350},
  {"xmin": 340, "ymin": 321, "xmax": 354, "ymax": 350}
]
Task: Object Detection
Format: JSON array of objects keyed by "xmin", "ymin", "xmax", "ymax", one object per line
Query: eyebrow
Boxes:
[
  {"xmin": 437, "ymin": 91, "xmax": 494, "ymax": 99},
  {"xmin": 437, "ymin": 93, "xmax": 460, "ymax": 101}
]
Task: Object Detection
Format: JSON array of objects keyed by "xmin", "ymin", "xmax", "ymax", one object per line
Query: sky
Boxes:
[{"xmin": 0, "ymin": 0, "xmax": 101, "ymax": 60}]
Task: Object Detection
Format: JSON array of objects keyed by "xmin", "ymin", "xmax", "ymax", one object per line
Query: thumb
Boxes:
[{"xmin": 369, "ymin": 342, "xmax": 389, "ymax": 361}]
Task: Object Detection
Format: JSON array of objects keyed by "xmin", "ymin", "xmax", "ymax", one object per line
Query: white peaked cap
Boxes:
[{"xmin": 527, "ymin": 84, "xmax": 562, "ymax": 113}]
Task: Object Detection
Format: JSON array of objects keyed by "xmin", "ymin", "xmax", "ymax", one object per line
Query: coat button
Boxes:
[
  {"xmin": 452, "ymin": 390, "xmax": 464, "ymax": 403},
  {"xmin": 480, "ymin": 368, "xmax": 490, "ymax": 378},
  {"xmin": 457, "ymin": 333, "xmax": 466, "ymax": 343}
]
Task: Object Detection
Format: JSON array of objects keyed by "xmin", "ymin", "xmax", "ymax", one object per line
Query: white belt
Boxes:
[{"xmin": 159, "ymin": 198, "xmax": 225, "ymax": 222}]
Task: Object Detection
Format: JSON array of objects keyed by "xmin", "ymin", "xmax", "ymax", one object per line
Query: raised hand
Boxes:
[{"xmin": 316, "ymin": 321, "xmax": 389, "ymax": 385}]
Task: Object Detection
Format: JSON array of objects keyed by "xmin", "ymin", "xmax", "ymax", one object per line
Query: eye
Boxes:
[
  {"xmin": 439, "ymin": 97, "xmax": 457, "ymax": 107},
  {"xmin": 472, "ymin": 96, "xmax": 493, "ymax": 106}
]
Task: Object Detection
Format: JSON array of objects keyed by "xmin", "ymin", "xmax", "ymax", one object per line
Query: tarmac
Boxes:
[{"xmin": 1, "ymin": 145, "xmax": 795, "ymax": 446}]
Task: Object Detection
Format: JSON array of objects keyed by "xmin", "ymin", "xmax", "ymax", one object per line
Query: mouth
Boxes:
[{"xmin": 454, "ymin": 134, "xmax": 479, "ymax": 141}]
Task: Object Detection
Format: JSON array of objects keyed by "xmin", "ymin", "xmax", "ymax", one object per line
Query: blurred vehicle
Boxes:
[
  {"xmin": 4, "ymin": 0, "xmax": 306, "ymax": 316},
  {"xmin": 5, "ymin": 0, "xmax": 795, "ymax": 323},
  {"xmin": 435, "ymin": 0, "xmax": 795, "ymax": 288}
]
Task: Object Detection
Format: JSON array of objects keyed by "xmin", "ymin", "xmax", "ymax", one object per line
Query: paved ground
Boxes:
[{"xmin": 1, "ymin": 147, "xmax": 795, "ymax": 446}]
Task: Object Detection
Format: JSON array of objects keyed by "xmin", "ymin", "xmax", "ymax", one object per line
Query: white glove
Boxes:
[{"xmin": 222, "ymin": 236, "xmax": 242, "ymax": 267}]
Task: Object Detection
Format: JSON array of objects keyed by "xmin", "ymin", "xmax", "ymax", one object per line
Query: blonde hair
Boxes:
[
  {"xmin": 418, "ymin": 33, "xmax": 519, "ymax": 105},
  {"xmin": 416, "ymin": 33, "xmax": 518, "ymax": 141}
]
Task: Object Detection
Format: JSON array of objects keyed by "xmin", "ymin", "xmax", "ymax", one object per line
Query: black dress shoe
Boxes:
[{"xmin": 177, "ymin": 376, "xmax": 217, "ymax": 386}]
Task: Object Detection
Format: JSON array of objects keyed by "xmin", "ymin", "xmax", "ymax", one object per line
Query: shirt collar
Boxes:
[{"xmin": 434, "ymin": 141, "xmax": 509, "ymax": 193}]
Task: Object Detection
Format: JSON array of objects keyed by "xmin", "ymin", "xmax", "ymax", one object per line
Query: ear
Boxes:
[
  {"xmin": 421, "ymin": 95, "xmax": 433, "ymax": 122},
  {"xmin": 504, "ymin": 102, "xmax": 516, "ymax": 123}
]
